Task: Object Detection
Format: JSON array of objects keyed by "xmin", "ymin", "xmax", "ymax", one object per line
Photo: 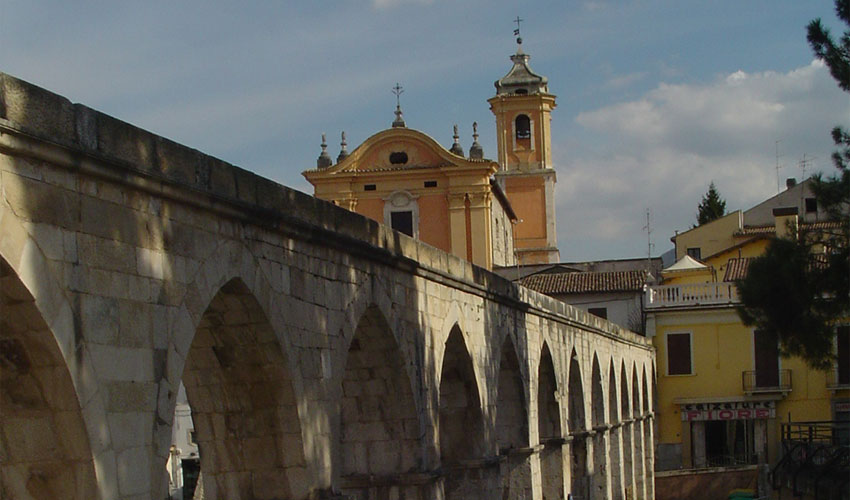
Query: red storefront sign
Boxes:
[{"xmin": 681, "ymin": 401, "xmax": 775, "ymax": 421}]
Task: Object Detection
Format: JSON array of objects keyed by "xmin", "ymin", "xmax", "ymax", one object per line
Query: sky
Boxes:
[{"xmin": 2, "ymin": 0, "xmax": 847, "ymax": 262}]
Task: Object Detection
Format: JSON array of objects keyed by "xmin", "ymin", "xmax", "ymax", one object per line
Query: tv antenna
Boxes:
[
  {"xmin": 642, "ymin": 209, "xmax": 654, "ymax": 267},
  {"xmin": 775, "ymin": 140, "xmax": 783, "ymax": 194}
]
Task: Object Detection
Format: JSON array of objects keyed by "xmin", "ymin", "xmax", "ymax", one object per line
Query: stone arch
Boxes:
[
  {"xmin": 567, "ymin": 348, "xmax": 588, "ymax": 499},
  {"xmin": 642, "ymin": 365, "xmax": 654, "ymax": 500},
  {"xmin": 632, "ymin": 364, "xmax": 645, "ymax": 500},
  {"xmin": 620, "ymin": 362, "xmax": 634, "ymax": 499},
  {"xmin": 496, "ymin": 334, "xmax": 528, "ymax": 451},
  {"xmin": 439, "ymin": 324, "xmax": 486, "ymax": 500},
  {"xmin": 590, "ymin": 354, "xmax": 609, "ymax": 498},
  {"xmin": 538, "ymin": 341, "xmax": 564, "ymax": 500},
  {"xmin": 181, "ymin": 277, "xmax": 307, "ymax": 499},
  {"xmin": 496, "ymin": 333, "xmax": 531, "ymax": 499},
  {"xmin": 0, "ymin": 256, "xmax": 99, "ymax": 499},
  {"xmin": 338, "ymin": 304, "xmax": 421, "ymax": 488},
  {"xmin": 608, "ymin": 360, "xmax": 624, "ymax": 500}
]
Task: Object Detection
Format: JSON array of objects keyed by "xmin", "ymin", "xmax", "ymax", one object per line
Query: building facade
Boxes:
[
  {"xmin": 646, "ymin": 183, "xmax": 849, "ymax": 477},
  {"xmin": 304, "ymin": 37, "xmax": 561, "ymax": 270}
]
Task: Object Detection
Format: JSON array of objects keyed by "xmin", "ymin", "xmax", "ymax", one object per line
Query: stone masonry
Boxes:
[{"xmin": 0, "ymin": 73, "xmax": 656, "ymax": 500}]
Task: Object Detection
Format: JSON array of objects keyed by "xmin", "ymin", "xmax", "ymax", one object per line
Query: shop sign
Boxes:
[{"xmin": 681, "ymin": 401, "xmax": 775, "ymax": 421}]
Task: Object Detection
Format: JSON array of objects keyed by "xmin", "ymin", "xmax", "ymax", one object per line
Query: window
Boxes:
[
  {"xmin": 389, "ymin": 151, "xmax": 408, "ymax": 165},
  {"xmin": 805, "ymin": 197, "xmax": 817, "ymax": 213},
  {"xmin": 424, "ymin": 180, "xmax": 437, "ymax": 188},
  {"xmin": 588, "ymin": 307, "xmax": 608, "ymax": 320},
  {"xmin": 667, "ymin": 332, "xmax": 692, "ymax": 375},
  {"xmin": 364, "ymin": 184, "xmax": 376, "ymax": 191},
  {"xmin": 515, "ymin": 114, "xmax": 531, "ymax": 139},
  {"xmin": 753, "ymin": 330, "xmax": 779, "ymax": 388},
  {"xmin": 188, "ymin": 430, "xmax": 197, "ymax": 445},
  {"xmin": 390, "ymin": 211, "xmax": 413, "ymax": 236},
  {"xmin": 384, "ymin": 190, "xmax": 419, "ymax": 239},
  {"xmin": 686, "ymin": 247, "xmax": 702, "ymax": 260}
]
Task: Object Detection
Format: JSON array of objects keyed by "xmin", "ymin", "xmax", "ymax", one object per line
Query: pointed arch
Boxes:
[
  {"xmin": 182, "ymin": 277, "xmax": 307, "ymax": 498},
  {"xmin": 496, "ymin": 334, "xmax": 528, "ymax": 450},
  {"xmin": 632, "ymin": 363, "xmax": 645, "ymax": 499},
  {"xmin": 439, "ymin": 324, "xmax": 485, "ymax": 464},
  {"xmin": 568, "ymin": 348, "xmax": 588, "ymax": 499},
  {"xmin": 642, "ymin": 364, "xmax": 654, "ymax": 499},
  {"xmin": 0, "ymin": 257, "xmax": 99, "ymax": 498},
  {"xmin": 339, "ymin": 304, "xmax": 420, "ymax": 479},
  {"xmin": 538, "ymin": 341, "xmax": 564, "ymax": 500},
  {"xmin": 608, "ymin": 360, "xmax": 624, "ymax": 500},
  {"xmin": 590, "ymin": 354, "xmax": 609, "ymax": 498},
  {"xmin": 620, "ymin": 361, "xmax": 634, "ymax": 499}
]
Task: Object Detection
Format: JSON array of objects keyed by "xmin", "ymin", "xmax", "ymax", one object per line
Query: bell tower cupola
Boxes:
[{"xmin": 488, "ymin": 24, "xmax": 560, "ymax": 264}]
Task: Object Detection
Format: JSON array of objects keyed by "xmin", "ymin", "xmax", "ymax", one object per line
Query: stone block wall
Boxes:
[{"xmin": 0, "ymin": 72, "xmax": 656, "ymax": 500}]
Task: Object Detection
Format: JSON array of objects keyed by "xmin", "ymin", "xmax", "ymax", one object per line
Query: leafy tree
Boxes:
[
  {"xmin": 696, "ymin": 182, "xmax": 726, "ymax": 226},
  {"xmin": 737, "ymin": 0, "xmax": 849, "ymax": 370}
]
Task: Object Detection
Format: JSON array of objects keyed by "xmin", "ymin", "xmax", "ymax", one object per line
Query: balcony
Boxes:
[
  {"xmin": 826, "ymin": 369, "xmax": 850, "ymax": 391},
  {"xmin": 645, "ymin": 282, "xmax": 739, "ymax": 310},
  {"xmin": 742, "ymin": 369, "xmax": 792, "ymax": 395}
]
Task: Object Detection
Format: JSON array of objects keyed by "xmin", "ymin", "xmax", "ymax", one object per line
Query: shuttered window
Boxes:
[{"xmin": 667, "ymin": 332, "xmax": 692, "ymax": 375}]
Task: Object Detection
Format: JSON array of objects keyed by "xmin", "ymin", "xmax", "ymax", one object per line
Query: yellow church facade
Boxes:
[
  {"xmin": 646, "ymin": 185, "xmax": 849, "ymax": 477},
  {"xmin": 303, "ymin": 38, "xmax": 560, "ymax": 270}
]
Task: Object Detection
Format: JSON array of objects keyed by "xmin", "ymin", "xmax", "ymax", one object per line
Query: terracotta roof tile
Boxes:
[
  {"xmin": 723, "ymin": 257, "xmax": 752, "ymax": 282},
  {"xmin": 734, "ymin": 220, "xmax": 845, "ymax": 237},
  {"xmin": 520, "ymin": 270, "xmax": 648, "ymax": 295}
]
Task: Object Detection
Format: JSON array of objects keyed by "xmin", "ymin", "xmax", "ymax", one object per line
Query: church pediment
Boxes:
[{"xmin": 323, "ymin": 128, "xmax": 481, "ymax": 174}]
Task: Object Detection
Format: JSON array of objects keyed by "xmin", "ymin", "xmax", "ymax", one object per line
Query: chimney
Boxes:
[
  {"xmin": 785, "ymin": 178, "xmax": 797, "ymax": 190},
  {"xmin": 773, "ymin": 207, "xmax": 798, "ymax": 239}
]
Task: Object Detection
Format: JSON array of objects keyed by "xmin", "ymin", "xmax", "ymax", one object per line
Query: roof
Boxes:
[
  {"xmin": 663, "ymin": 255, "xmax": 708, "ymax": 272},
  {"xmin": 723, "ymin": 257, "xmax": 752, "ymax": 282},
  {"xmin": 520, "ymin": 270, "xmax": 648, "ymax": 295},
  {"xmin": 733, "ymin": 220, "xmax": 845, "ymax": 237},
  {"xmin": 494, "ymin": 45, "xmax": 549, "ymax": 95}
]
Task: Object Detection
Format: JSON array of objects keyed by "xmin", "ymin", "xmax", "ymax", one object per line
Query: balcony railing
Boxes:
[
  {"xmin": 826, "ymin": 369, "xmax": 850, "ymax": 390},
  {"xmin": 742, "ymin": 369, "xmax": 792, "ymax": 394},
  {"xmin": 645, "ymin": 282, "xmax": 739, "ymax": 309}
]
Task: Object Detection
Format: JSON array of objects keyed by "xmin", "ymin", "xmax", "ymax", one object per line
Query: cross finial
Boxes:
[
  {"xmin": 391, "ymin": 83, "xmax": 406, "ymax": 128},
  {"xmin": 513, "ymin": 16, "xmax": 523, "ymax": 44},
  {"xmin": 392, "ymin": 83, "xmax": 404, "ymax": 107}
]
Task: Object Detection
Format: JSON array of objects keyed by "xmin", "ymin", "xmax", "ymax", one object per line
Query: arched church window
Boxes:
[{"xmin": 515, "ymin": 114, "xmax": 531, "ymax": 139}]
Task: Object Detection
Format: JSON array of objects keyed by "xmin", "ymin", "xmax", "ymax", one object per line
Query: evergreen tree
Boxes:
[
  {"xmin": 695, "ymin": 182, "xmax": 726, "ymax": 226},
  {"xmin": 737, "ymin": 0, "xmax": 849, "ymax": 370}
]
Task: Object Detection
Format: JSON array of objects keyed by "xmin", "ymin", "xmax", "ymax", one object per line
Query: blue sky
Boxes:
[{"xmin": 2, "ymin": 0, "xmax": 847, "ymax": 262}]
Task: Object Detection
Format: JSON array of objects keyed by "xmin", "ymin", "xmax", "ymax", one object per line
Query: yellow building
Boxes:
[
  {"xmin": 646, "ymin": 182, "xmax": 849, "ymax": 477},
  {"xmin": 303, "ymin": 37, "xmax": 560, "ymax": 270}
]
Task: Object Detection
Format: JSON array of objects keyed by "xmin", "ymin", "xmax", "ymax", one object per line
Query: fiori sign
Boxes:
[{"xmin": 681, "ymin": 401, "xmax": 776, "ymax": 421}]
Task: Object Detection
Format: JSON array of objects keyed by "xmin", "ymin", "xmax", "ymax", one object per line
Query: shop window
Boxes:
[{"xmin": 667, "ymin": 332, "xmax": 692, "ymax": 375}]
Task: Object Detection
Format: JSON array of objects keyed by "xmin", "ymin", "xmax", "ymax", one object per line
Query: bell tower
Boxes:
[{"xmin": 488, "ymin": 30, "xmax": 559, "ymax": 264}]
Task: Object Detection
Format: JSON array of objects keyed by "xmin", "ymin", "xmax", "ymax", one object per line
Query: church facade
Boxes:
[{"xmin": 303, "ymin": 37, "xmax": 560, "ymax": 269}]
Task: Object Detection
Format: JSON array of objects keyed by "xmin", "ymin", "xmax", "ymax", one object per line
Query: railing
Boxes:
[
  {"xmin": 826, "ymin": 369, "xmax": 850, "ymax": 390},
  {"xmin": 742, "ymin": 369, "xmax": 792, "ymax": 394},
  {"xmin": 772, "ymin": 421, "xmax": 850, "ymax": 498},
  {"xmin": 644, "ymin": 282, "xmax": 739, "ymax": 309}
]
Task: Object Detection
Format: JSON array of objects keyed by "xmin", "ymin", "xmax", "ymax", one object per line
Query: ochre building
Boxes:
[{"xmin": 303, "ymin": 38, "xmax": 560, "ymax": 269}]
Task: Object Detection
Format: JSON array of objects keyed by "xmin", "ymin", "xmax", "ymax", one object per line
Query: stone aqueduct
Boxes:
[{"xmin": 0, "ymin": 74, "xmax": 656, "ymax": 500}]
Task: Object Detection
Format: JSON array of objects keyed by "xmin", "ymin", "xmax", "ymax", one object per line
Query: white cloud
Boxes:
[
  {"xmin": 372, "ymin": 0, "xmax": 435, "ymax": 8},
  {"xmin": 558, "ymin": 60, "xmax": 849, "ymax": 260}
]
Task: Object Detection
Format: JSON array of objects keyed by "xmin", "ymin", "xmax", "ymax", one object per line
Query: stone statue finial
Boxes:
[
  {"xmin": 469, "ymin": 121, "xmax": 483, "ymax": 160},
  {"xmin": 317, "ymin": 132, "xmax": 332, "ymax": 168},
  {"xmin": 337, "ymin": 131, "xmax": 349, "ymax": 163},
  {"xmin": 450, "ymin": 123, "xmax": 464, "ymax": 156}
]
